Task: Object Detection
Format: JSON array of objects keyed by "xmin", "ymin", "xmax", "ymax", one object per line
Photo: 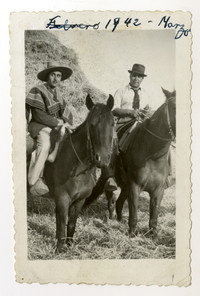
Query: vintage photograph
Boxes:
[
  {"xmin": 11, "ymin": 11, "xmax": 191, "ymax": 285},
  {"xmin": 25, "ymin": 29, "xmax": 176, "ymax": 260}
]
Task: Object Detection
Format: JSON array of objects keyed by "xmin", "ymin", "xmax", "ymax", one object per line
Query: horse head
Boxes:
[
  {"xmin": 162, "ymin": 87, "xmax": 176, "ymax": 139},
  {"xmin": 86, "ymin": 94, "xmax": 114, "ymax": 168}
]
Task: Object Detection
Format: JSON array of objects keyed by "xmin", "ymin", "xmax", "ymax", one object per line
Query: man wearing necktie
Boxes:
[
  {"xmin": 113, "ymin": 63, "xmax": 151, "ymax": 123},
  {"xmin": 104, "ymin": 63, "xmax": 173, "ymax": 192},
  {"xmin": 104, "ymin": 64, "xmax": 152, "ymax": 191}
]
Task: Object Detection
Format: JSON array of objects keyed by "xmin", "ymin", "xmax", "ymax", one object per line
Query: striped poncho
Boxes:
[
  {"xmin": 26, "ymin": 83, "xmax": 65, "ymax": 117},
  {"xmin": 26, "ymin": 83, "xmax": 74, "ymax": 138}
]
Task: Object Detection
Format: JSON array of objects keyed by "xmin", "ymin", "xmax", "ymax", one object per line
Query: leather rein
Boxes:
[
  {"xmin": 143, "ymin": 97, "xmax": 175, "ymax": 142},
  {"xmin": 68, "ymin": 121, "xmax": 94, "ymax": 168}
]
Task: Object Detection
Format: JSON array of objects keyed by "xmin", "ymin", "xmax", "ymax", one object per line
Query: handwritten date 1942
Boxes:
[{"xmin": 105, "ymin": 17, "xmax": 141, "ymax": 32}]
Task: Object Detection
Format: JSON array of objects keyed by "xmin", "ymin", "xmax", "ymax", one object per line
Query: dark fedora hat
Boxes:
[
  {"xmin": 128, "ymin": 64, "xmax": 147, "ymax": 77},
  {"xmin": 37, "ymin": 61, "xmax": 72, "ymax": 82}
]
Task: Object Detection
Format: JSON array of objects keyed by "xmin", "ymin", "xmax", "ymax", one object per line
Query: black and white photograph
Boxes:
[
  {"xmin": 10, "ymin": 11, "xmax": 191, "ymax": 285},
  {"xmin": 25, "ymin": 28, "xmax": 176, "ymax": 260}
]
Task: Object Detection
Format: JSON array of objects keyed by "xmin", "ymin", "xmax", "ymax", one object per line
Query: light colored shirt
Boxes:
[{"xmin": 113, "ymin": 84, "xmax": 150, "ymax": 110}]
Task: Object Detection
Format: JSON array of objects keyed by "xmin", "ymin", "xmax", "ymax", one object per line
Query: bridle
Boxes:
[
  {"xmin": 69, "ymin": 112, "xmax": 114, "ymax": 168},
  {"xmin": 143, "ymin": 97, "xmax": 176, "ymax": 142},
  {"xmin": 68, "ymin": 121, "xmax": 94, "ymax": 167}
]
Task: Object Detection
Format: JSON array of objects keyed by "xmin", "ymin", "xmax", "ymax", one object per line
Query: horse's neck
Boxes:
[
  {"xmin": 144, "ymin": 113, "xmax": 171, "ymax": 157},
  {"xmin": 147, "ymin": 110, "xmax": 169, "ymax": 138},
  {"xmin": 137, "ymin": 116, "xmax": 171, "ymax": 159},
  {"xmin": 70, "ymin": 121, "xmax": 90, "ymax": 165}
]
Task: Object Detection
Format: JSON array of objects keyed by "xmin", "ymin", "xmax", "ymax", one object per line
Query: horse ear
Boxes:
[
  {"xmin": 107, "ymin": 94, "xmax": 114, "ymax": 110},
  {"xmin": 161, "ymin": 87, "xmax": 176, "ymax": 100},
  {"xmin": 161, "ymin": 87, "xmax": 171, "ymax": 99},
  {"xmin": 172, "ymin": 90, "xmax": 176, "ymax": 98},
  {"xmin": 86, "ymin": 94, "xmax": 94, "ymax": 110}
]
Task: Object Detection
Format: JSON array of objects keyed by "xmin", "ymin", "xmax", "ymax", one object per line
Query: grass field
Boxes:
[{"xmin": 27, "ymin": 184, "xmax": 175, "ymax": 260}]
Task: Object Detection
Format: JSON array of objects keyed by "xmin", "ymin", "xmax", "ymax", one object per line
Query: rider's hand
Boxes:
[
  {"xmin": 57, "ymin": 119, "xmax": 64, "ymax": 126},
  {"xmin": 140, "ymin": 106, "xmax": 153, "ymax": 119},
  {"xmin": 129, "ymin": 109, "xmax": 140, "ymax": 119}
]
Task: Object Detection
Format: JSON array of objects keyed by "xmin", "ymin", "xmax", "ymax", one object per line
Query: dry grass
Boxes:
[
  {"xmin": 26, "ymin": 30, "xmax": 176, "ymax": 260},
  {"xmin": 27, "ymin": 185, "xmax": 175, "ymax": 260}
]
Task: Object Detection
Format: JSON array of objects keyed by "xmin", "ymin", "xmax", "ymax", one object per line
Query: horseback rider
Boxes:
[
  {"xmin": 104, "ymin": 63, "xmax": 161, "ymax": 191},
  {"xmin": 113, "ymin": 63, "xmax": 152, "ymax": 123},
  {"xmin": 26, "ymin": 61, "xmax": 73, "ymax": 196}
]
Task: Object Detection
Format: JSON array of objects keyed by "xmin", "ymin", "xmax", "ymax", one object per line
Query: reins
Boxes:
[
  {"xmin": 166, "ymin": 98, "xmax": 176, "ymax": 141},
  {"xmin": 143, "ymin": 97, "xmax": 175, "ymax": 142},
  {"xmin": 67, "ymin": 128, "xmax": 96, "ymax": 184},
  {"xmin": 143, "ymin": 126, "xmax": 172, "ymax": 142},
  {"xmin": 69, "ymin": 132, "xmax": 85, "ymax": 166}
]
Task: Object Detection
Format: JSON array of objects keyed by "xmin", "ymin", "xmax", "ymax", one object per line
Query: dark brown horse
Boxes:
[
  {"xmin": 85, "ymin": 88, "xmax": 176, "ymax": 237},
  {"xmin": 44, "ymin": 94, "xmax": 114, "ymax": 252}
]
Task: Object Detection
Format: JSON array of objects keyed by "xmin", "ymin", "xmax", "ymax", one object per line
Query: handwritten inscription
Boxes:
[
  {"xmin": 158, "ymin": 16, "xmax": 191, "ymax": 39},
  {"xmin": 105, "ymin": 17, "xmax": 141, "ymax": 32},
  {"xmin": 46, "ymin": 15, "xmax": 191, "ymax": 39},
  {"xmin": 46, "ymin": 16, "xmax": 100, "ymax": 31}
]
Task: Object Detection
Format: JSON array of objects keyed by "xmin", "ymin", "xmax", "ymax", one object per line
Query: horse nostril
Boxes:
[{"xmin": 96, "ymin": 154, "xmax": 101, "ymax": 162}]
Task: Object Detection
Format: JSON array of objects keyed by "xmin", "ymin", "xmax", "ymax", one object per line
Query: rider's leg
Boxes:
[
  {"xmin": 104, "ymin": 128, "xmax": 119, "ymax": 192},
  {"xmin": 28, "ymin": 127, "xmax": 51, "ymax": 195},
  {"xmin": 104, "ymin": 148, "xmax": 118, "ymax": 191}
]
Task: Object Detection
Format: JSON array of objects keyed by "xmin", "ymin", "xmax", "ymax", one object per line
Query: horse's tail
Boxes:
[{"xmin": 83, "ymin": 175, "xmax": 105, "ymax": 208}]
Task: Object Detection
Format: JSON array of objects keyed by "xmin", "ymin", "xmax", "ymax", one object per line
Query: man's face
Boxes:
[
  {"xmin": 129, "ymin": 73, "xmax": 144, "ymax": 89},
  {"xmin": 47, "ymin": 71, "xmax": 62, "ymax": 89}
]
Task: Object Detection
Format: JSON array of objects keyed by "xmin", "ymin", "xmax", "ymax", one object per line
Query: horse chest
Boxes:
[
  {"xmin": 132, "ymin": 158, "xmax": 169, "ymax": 189},
  {"xmin": 60, "ymin": 170, "xmax": 95, "ymax": 203}
]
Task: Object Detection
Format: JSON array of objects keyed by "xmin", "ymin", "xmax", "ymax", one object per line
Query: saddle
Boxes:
[{"xmin": 117, "ymin": 119, "xmax": 140, "ymax": 153}]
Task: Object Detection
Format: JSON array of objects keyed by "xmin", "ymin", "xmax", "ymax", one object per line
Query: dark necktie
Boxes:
[{"xmin": 132, "ymin": 89, "xmax": 140, "ymax": 109}]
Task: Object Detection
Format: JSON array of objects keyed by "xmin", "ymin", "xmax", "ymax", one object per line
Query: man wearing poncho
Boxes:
[{"xmin": 26, "ymin": 62, "xmax": 72, "ymax": 196}]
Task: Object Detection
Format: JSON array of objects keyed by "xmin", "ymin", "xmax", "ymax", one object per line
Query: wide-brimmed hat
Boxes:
[
  {"xmin": 128, "ymin": 64, "xmax": 147, "ymax": 77},
  {"xmin": 37, "ymin": 61, "xmax": 72, "ymax": 82}
]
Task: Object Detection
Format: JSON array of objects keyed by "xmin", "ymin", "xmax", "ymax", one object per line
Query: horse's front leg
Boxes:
[
  {"xmin": 66, "ymin": 198, "xmax": 86, "ymax": 246},
  {"xmin": 105, "ymin": 190, "xmax": 115, "ymax": 219},
  {"xmin": 128, "ymin": 181, "xmax": 141, "ymax": 236},
  {"xmin": 55, "ymin": 191, "xmax": 70, "ymax": 253},
  {"xmin": 116, "ymin": 188, "xmax": 127, "ymax": 221},
  {"xmin": 149, "ymin": 187, "xmax": 164, "ymax": 236}
]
